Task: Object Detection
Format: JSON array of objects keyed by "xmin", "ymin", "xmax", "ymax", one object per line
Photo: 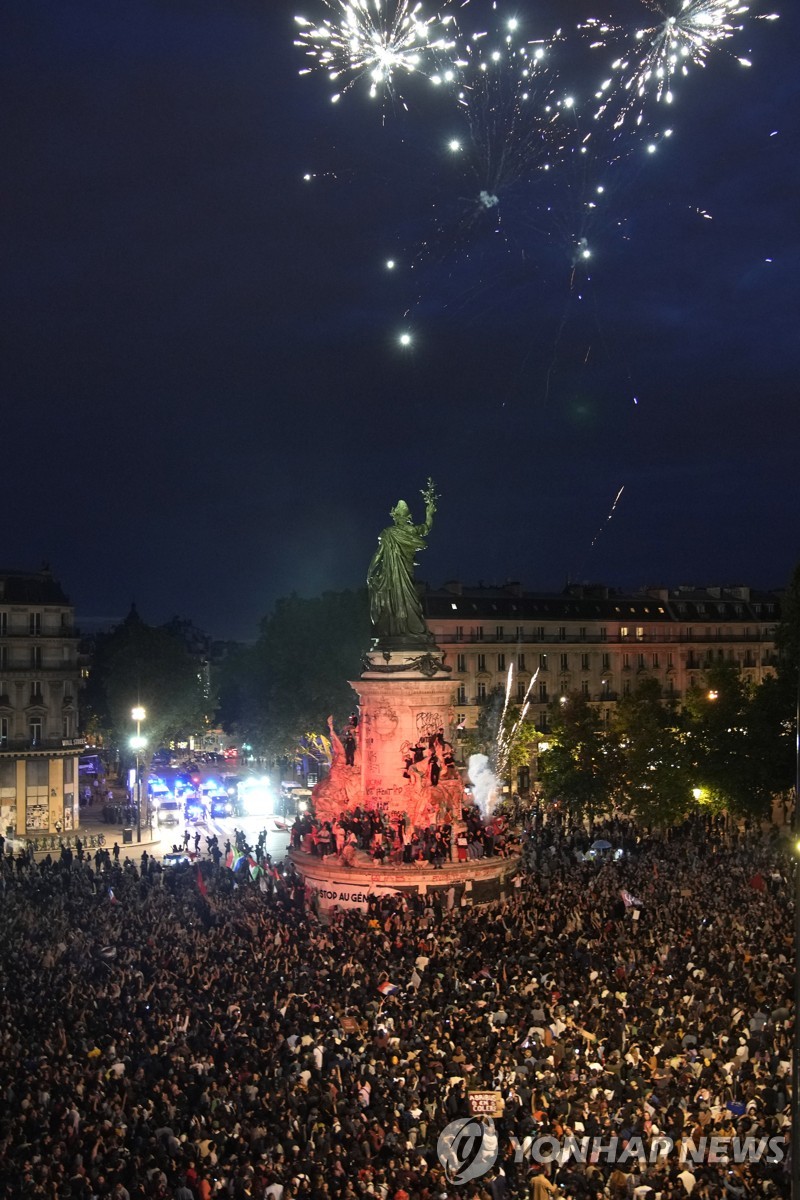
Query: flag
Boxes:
[
  {"xmin": 225, "ymin": 850, "xmax": 234, "ymax": 869},
  {"xmin": 620, "ymin": 889, "xmax": 643, "ymax": 908},
  {"xmin": 108, "ymin": 888, "xmax": 119, "ymax": 905},
  {"xmin": 248, "ymin": 857, "xmax": 264, "ymax": 881},
  {"xmin": 233, "ymin": 852, "xmax": 246, "ymax": 871},
  {"xmin": 748, "ymin": 873, "xmax": 766, "ymax": 893},
  {"xmin": 377, "ymin": 981, "xmax": 399, "ymax": 996},
  {"xmin": 196, "ymin": 867, "xmax": 208, "ymax": 897}
]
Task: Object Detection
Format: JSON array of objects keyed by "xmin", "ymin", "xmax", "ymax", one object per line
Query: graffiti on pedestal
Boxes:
[{"xmin": 415, "ymin": 711, "xmax": 444, "ymax": 737}]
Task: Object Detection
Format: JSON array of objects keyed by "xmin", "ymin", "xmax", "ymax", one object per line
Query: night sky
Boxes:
[{"xmin": 4, "ymin": 0, "xmax": 799, "ymax": 641}]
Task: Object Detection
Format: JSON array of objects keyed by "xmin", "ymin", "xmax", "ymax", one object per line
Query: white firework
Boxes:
[{"xmin": 294, "ymin": 0, "xmax": 456, "ymax": 102}]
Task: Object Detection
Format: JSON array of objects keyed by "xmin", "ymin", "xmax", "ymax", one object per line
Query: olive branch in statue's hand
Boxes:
[{"xmin": 421, "ymin": 478, "xmax": 440, "ymax": 509}]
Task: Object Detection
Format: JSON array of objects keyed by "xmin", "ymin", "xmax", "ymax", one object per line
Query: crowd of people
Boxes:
[
  {"xmin": 0, "ymin": 812, "xmax": 793, "ymax": 1200},
  {"xmin": 290, "ymin": 807, "xmax": 516, "ymax": 867}
]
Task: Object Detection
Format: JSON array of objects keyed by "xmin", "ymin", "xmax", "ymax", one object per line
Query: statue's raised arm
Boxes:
[{"xmin": 367, "ymin": 480, "xmax": 438, "ymax": 650}]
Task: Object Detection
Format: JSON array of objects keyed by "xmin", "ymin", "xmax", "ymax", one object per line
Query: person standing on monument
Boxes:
[{"xmin": 366, "ymin": 478, "xmax": 438, "ymax": 644}]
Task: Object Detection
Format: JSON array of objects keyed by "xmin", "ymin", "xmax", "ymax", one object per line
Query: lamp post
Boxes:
[{"xmin": 130, "ymin": 706, "xmax": 146, "ymax": 845}]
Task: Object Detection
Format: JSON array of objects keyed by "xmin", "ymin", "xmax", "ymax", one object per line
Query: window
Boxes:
[
  {"xmin": 31, "ymin": 646, "xmax": 42, "ymax": 669},
  {"xmin": 539, "ymin": 682, "xmax": 548, "ymax": 702},
  {"xmin": 475, "ymin": 626, "xmax": 484, "ymax": 642},
  {"xmin": 516, "ymin": 626, "xmax": 524, "ymax": 640},
  {"xmin": 667, "ymin": 653, "xmax": 674, "ymax": 667},
  {"xmin": 652, "ymin": 654, "xmax": 659, "ymax": 668},
  {"xmin": 497, "ymin": 653, "xmax": 505, "ymax": 671},
  {"xmin": 559, "ymin": 680, "xmax": 568, "ymax": 695},
  {"xmin": 620, "ymin": 626, "xmax": 629, "ymax": 639},
  {"xmin": 29, "ymin": 718, "xmax": 42, "ymax": 745},
  {"xmin": 623, "ymin": 680, "xmax": 631, "ymax": 696},
  {"xmin": 599, "ymin": 626, "xmax": 607, "ymax": 642},
  {"xmin": 29, "ymin": 612, "xmax": 41, "ymax": 636},
  {"xmin": 455, "ymin": 626, "xmax": 463, "ymax": 642},
  {"xmin": 0, "ymin": 647, "xmax": 6, "ymax": 670},
  {"xmin": 558, "ymin": 626, "xmax": 566, "ymax": 641},
  {"xmin": 456, "ymin": 653, "xmax": 466, "ymax": 673},
  {"xmin": 27, "ymin": 759, "xmax": 48, "ymax": 786},
  {"xmin": 517, "ymin": 653, "xmax": 526, "ymax": 670},
  {"xmin": 579, "ymin": 627, "xmax": 587, "ymax": 641},
  {"xmin": 496, "ymin": 626, "xmax": 504, "ymax": 641},
  {"xmin": 600, "ymin": 678, "xmax": 610, "ymax": 696},
  {"xmin": 636, "ymin": 626, "xmax": 644, "ymax": 641},
  {"xmin": 457, "ymin": 685, "xmax": 466, "ymax": 705},
  {"xmin": 602, "ymin": 653, "xmax": 610, "ymax": 671},
  {"xmin": 638, "ymin": 653, "xmax": 646, "ymax": 669},
  {"xmin": 581, "ymin": 653, "xmax": 590, "ymax": 671},
  {"xmin": 31, "ymin": 681, "xmax": 43, "ymax": 702},
  {"xmin": 581, "ymin": 680, "xmax": 590, "ymax": 696},
  {"xmin": 477, "ymin": 654, "xmax": 486, "ymax": 672},
  {"xmin": 539, "ymin": 653, "xmax": 548, "ymax": 670},
  {"xmin": 622, "ymin": 653, "xmax": 630, "ymax": 669},
  {"xmin": 64, "ymin": 758, "xmax": 75, "ymax": 785},
  {"xmin": 63, "ymin": 716, "xmax": 72, "ymax": 738},
  {"xmin": 539, "ymin": 713, "xmax": 549, "ymax": 732},
  {"xmin": 477, "ymin": 682, "xmax": 487, "ymax": 701},
  {"xmin": 666, "ymin": 680, "xmax": 675, "ymax": 695},
  {"xmin": 0, "ymin": 612, "xmax": 6, "ymax": 635},
  {"xmin": 560, "ymin": 653, "xmax": 569, "ymax": 671},
  {"xmin": 535, "ymin": 626, "xmax": 545, "ymax": 640},
  {"xmin": 517, "ymin": 682, "xmax": 526, "ymax": 702},
  {"xmin": 0, "ymin": 716, "xmax": 7, "ymax": 746}
]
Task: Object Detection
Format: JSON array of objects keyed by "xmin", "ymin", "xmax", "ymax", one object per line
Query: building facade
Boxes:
[
  {"xmin": 0, "ymin": 569, "xmax": 82, "ymax": 837},
  {"xmin": 423, "ymin": 581, "xmax": 780, "ymax": 736}
]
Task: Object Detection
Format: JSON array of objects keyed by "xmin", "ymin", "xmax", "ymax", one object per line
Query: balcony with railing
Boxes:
[{"xmin": 435, "ymin": 629, "xmax": 774, "ymax": 646}]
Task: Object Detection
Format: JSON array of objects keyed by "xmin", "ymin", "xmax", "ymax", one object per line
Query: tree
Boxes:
[
  {"xmin": 610, "ymin": 678, "xmax": 692, "ymax": 825},
  {"xmin": 219, "ymin": 590, "xmax": 371, "ymax": 764},
  {"xmin": 681, "ymin": 661, "xmax": 791, "ymax": 817},
  {"xmin": 84, "ymin": 607, "xmax": 211, "ymax": 771},
  {"xmin": 538, "ymin": 693, "xmax": 616, "ymax": 819}
]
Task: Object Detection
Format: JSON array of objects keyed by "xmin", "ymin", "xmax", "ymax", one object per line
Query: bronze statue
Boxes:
[{"xmin": 367, "ymin": 479, "xmax": 438, "ymax": 648}]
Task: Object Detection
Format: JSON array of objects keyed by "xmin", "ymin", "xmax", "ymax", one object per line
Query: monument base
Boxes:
[{"xmin": 290, "ymin": 848, "xmax": 520, "ymax": 913}]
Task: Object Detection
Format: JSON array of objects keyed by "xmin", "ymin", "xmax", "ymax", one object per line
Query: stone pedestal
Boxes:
[{"xmin": 354, "ymin": 658, "xmax": 455, "ymax": 822}]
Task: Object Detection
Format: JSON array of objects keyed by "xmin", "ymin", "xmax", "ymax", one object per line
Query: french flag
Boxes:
[{"xmin": 377, "ymin": 981, "xmax": 399, "ymax": 996}]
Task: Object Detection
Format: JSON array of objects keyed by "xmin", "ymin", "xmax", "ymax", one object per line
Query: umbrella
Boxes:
[{"xmin": 591, "ymin": 839, "xmax": 612, "ymax": 851}]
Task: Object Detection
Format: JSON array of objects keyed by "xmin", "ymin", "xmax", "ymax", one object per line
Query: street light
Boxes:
[{"xmin": 130, "ymin": 706, "xmax": 146, "ymax": 844}]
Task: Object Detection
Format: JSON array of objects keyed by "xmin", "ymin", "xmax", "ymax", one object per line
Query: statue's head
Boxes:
[{"xmin": 391, "ymin": 500, "xmax": 410, "ymax": 525}]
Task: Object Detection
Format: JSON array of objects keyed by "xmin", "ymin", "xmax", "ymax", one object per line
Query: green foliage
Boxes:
[
  {"xmin": 218, "ymin": 590, "xmax": 371, "ymax": 764},
  {"xmin": 683, "ymin": 661, "xmax": 793, "ymax": 817},
  {"xmin": 84, "ymin": 611, "xmax": 211, "ymax": 760},
  {"xmin": 610, "ymin": 678, "xmax": 692, "ymax": 824},
  {"xmin": 538, "ymin": 692, "xmax": 616, "ymax": 819}
]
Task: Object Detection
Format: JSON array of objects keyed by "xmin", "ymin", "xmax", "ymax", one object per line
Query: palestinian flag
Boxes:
[{"xmin": 248, "ymin": 856, "xmax": 264, "ymax": 881}]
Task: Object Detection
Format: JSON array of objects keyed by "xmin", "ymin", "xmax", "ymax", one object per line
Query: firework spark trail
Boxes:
[
  {"xmin": 496, "ymin": 666, "xmax": 539, "ymax": 777},
  {"xmin": 589, "ymin": 484, "xmax": 625, "ymax": 552},
  {"xmin": 294, "ymin": 0, "xmax": 456, "ymax": 103}
]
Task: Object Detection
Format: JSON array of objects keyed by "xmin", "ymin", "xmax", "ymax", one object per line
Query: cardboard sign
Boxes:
[{"xmin": 469, "ymin": 1091, "xmax": 504, "ymax": 1117}]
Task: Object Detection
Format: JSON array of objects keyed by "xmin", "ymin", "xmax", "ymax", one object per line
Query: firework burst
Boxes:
[
  {"xmin": 592, "ymin": 1, "xmax": 776, "ymax": 127},
  {"xmin": 294, "ymin": 0, "xmax": 456, "ymax": 103}
]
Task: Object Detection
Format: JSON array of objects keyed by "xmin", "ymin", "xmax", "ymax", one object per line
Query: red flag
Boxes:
[
  {"xmin": 749, "ymin": 873, "xmax": 766, "ymax": 893},
  {"xmin": 196, "ymin": 867, "xmax": 208, "ymax": 897}
]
